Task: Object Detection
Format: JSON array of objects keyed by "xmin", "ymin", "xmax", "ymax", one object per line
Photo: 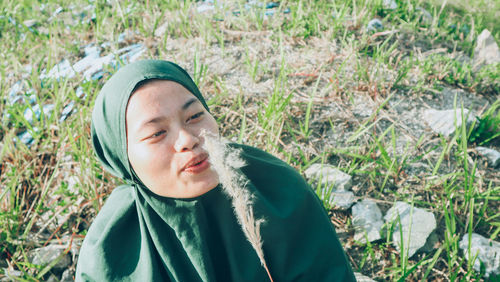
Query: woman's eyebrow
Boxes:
[
  {"xmin": 182, "ymin": 98, "xmax": 198, "ymax": 110},
  {"xmin": 138, "ymin": 98, "xmax": 200, "ymax": 130}
]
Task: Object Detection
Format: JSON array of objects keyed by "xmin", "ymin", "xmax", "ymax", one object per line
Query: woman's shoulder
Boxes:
[
  {"xmin": 76, "ymin": 185, "xmax": 140, "ymax": 280},
  {"xmin": 80, "ymin": 184, "xmax": 137, "ymax": 245}
]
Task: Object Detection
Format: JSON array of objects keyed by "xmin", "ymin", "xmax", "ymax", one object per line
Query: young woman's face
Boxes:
[{"xmin": 126, "ymin": 80, "xmax": 219, "ymax": 198}]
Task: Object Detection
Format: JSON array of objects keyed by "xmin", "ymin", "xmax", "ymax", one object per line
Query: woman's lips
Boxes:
[{"xmin": 183, "ymin": 156, "xmax": 210, "ymax": 173}]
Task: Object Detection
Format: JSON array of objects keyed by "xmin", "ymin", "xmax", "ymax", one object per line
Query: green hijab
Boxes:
[{"xmin": 76, "ymin": 60, "xmax": 355, "ymax": 281}]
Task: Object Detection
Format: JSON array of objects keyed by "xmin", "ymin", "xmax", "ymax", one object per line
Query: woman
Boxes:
[{"xmin": 76, "ymin": 60, "xmax": 355, "ymax": 281}]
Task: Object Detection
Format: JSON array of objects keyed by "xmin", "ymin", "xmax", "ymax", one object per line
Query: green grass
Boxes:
[{"xmin": 1, "ymin": 0, "xmax": 499, "ymax": 280}]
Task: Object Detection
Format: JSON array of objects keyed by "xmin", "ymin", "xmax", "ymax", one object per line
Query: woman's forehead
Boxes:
[{"xmin": 126, "ymin": 80, "xmax": 201, "ymax": 125}]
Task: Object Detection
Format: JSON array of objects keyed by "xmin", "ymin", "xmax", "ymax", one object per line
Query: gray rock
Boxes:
[
  {"xmin": 60, "ymin": 269, "xmax": 74, "ymax": 282},
  {"xmin": 354, "ymin": 272, "xmax": 376, "ymax": 282},
  {"xmin": 1, "ymin": 268, "xmax": 22, "ymax": 281},
  {"xmin": 459, "ymin": 233, "xmax": 500, "ymax": 278},
  {"xmin": 383, "ymin": 0, "xmax": 397, "ymax": 10},
  {"xmin": 23, "ymin": 19, "xmax": 37, "ymax": 28},
  {"xmin": 46, "ymin": 274, "xmax": 59, "ymax": 282},
  {"xmin": 29, "ymin": 244, "xmax": 71, "ymax": 271},
  {"xmin": 304, "ymin": 164, "xmax": 352, "ymax": 191},
  {"xmin": 476, "ymin": 146, "xmax": 500, "ymax": 167},
  {"xmin": 24, "ymin": 104, "xmax": 55, "ymax": 124},
  {"xmin": 39, "ymin": 59, "xmax": 75, "ymax": 80},
  {"xmin": 474, "ymin": 29, "xmax": 500, "ymax": 67},
  {"xmin": 384, "ymin": 202, "xmax": 436, "ymax": 257},
  {"xmin": 304, "ymin": 164, "xmax": 355, "ymax": 209},
  {"xmin": 423, "ymin": 108, "xmax": 475, "ymax": 137},
  {"xmin": 330, "ymin": 191, "xmax": 356, "ymax": 210},
  {"xmin": 352, "ymin": 199, "xmax": 384, "ymax": 243},
  {"xmin": 366, "ymin": 19, "xmax": 383, "ymax": 32}
]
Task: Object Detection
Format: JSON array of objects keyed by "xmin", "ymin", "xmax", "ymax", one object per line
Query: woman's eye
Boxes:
[
  {"xmin": 150, "ymin": 130, "xmax": 166, "ymax": 139},
  {"xmin": 187, "ymin": 112, "xmax": 204, "ymax": 122}
]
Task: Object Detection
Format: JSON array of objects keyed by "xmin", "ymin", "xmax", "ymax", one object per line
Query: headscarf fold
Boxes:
[{"xmin": 76, "ymin": 60, "xmax": 355, "ymax": 281}]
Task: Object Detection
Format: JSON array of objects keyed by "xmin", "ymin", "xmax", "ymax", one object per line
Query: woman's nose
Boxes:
[{"xmin": 174, "ymin": 128, "xmax": 199, "ymax": 152}]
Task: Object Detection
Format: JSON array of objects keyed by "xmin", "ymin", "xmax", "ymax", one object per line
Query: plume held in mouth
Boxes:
[{"xmin": 201, "ymin": 130, "xmax": 273, "ymax": 282}]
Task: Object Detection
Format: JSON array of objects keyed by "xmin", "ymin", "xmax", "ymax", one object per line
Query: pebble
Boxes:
[
  {"xmin": 29, "ymin": 244, "xmax": 72, "ymax": 271},
  {"xmin": 60, "ymin": 269, "xmax": 74, "ymax": 282},
  {"xmin": 366, "ymin": 19, "xmax": 383, "ymax": 33},
  {"xmin": 1, "ymin": 268, "xmax": 22, "ymax": 281},
  {"xmin": 383, "ymin": 0, "xmax": 397, "ymax": 10},
  {"xmin": 476, "ymin": 146, "xmax": 500, "ymax": 167},
  {"xmin": 330, "ymin": 191, "xmax": 356, "ymax": 210},
  {"xmin": 304, "ymin": 164, "xmax": 352, "ymax": 191},
  {"xmin": 304, "ymin": 164, "xmax": 355, "ymax": 209},
  {"xmin": 474, "ymin": 29, "xmax": 500, "ymax": 67},
  {"xmin": 423, "ymin": 108, "xmax": 475, "ymax": 137},
  {"xmin": 24, "ymin": 104, "xmax": 55, "ymax": 124},
  {"xmin": 354, "ymin": 272, "xmax": 376, "ymax": 282},
  {"xmin": 352, "ymin": 199, "xmax": 384, "ymax": 243},
  {"xmin": 459, "ymin": 233, "xmax": 500, "ymax": 278},
  {"xmin": 384, "ymin": 202, "xmax": 436, "ymax": 257}
]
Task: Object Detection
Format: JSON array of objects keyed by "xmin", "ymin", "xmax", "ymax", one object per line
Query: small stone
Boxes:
[
  {"xmin": 366, "ymin": 19, "xmax": 383, "ymax": 33},
  {"xmin": 383, "ymin": 0, "xmax": 397, "ymax": 10},
  {"xmin": 46, "ymin": 274, "xmax": 59, "ymax": 282},
  {"xmin": 1, "ymin": 268, "xmax": 22, "ymax": 281},
  {"xmin": 29, "ymin": 244, "xmax": 71, "ymax": 271},
  {"xmin": 354, "ymin": 272, "xmax": 376, "ymax": 282},
  {"xmin": 60, "ymin": 269, "xmax": 74, "ymax": 282},
  {"xmin": 304, "ymin": 164, "xmax": 352, "ymax": 191},
  {"xmin": 331, "ymin": 191, "xmax": 356, "ymax": 210},
  {"xmin": 384, "ymin": 202, "xmax": 436, "ymax": 257},
  {"xmin": 23, "ymin": 19, "xmax": 37, "ymax": 28},
  {"xmin": 24, "ymin": 104, "xmax": 55, "ymax": 124},
  {"xmin": 474, "ymin": 29, "xmax": 500, "ymax": 67},
  {"xmin": 423, "ymin": 108, "xmax": 475, "ymax": 137},
  {"xmin": 459, "ymin": 233, "xmax": 500, "ymax": 278},
  {"xmin": 476, "ymin": 146, "xmax": 500, "ymax": 167},
  {"xmin": 352, "ymin": 199, "xmax": 384, "ymax": 243},
  {"xmin": 40, "ymin": 59, "xmax": 75, "ymax": 80},
  {"xmin": 154, "ymin": 21, "xmax": 169, "ymax": 37}
]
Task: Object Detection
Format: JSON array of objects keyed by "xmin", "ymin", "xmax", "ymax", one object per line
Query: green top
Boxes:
[{"xmin": 76, "ymin": 60, "xmax": 355, "ymax": 281}]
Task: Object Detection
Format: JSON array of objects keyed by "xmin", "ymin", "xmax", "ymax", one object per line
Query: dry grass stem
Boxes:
[{"xmin": 201, "ymin": 131, "xmax": 272, "ymax": 282}]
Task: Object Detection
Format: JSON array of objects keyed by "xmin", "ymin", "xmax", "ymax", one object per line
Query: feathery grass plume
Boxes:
[{"xmin": 201, "ymin": 130, "xmax": 273, "ymax": 282}]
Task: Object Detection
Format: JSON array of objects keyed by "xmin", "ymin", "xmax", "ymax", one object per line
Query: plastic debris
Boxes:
[
  {"xmin": 16, "ymin": 128, "xmax": 38, "ymax": 146},
  {"xmin": 40, "ymin": 42, "xmax": 146, "ymax": 82},
  {"xmin": 40, "ymin": 59, "xmax": 76, "ymax": 80},
  {"xmin": 366, "ymin": 19, "xmax": 383, "ymax": 32},
  {"xmin": 383, "ymin": 0, "xmax": 397, "ymax": 10},
  {"xmin": 60, "ymin": 102, "xmax": 75, "ymax": 123},
  {"xmin": 23, "ymin": 19, "xmax": 37, "ymax": 28},
  {"xmin": 197, "ymin": 0, "xmax": 290, "ymax": 18},
  {"xmin": 24, "ymin": 104, "xmax": 55, "ymax": 124},
  {"xmin": 7, "ymin": 81, "xmax": 37, "ymax": 105},
  {"xmin": 76, "ymin": 86, "xmax": 85, "ymax": 98}
]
